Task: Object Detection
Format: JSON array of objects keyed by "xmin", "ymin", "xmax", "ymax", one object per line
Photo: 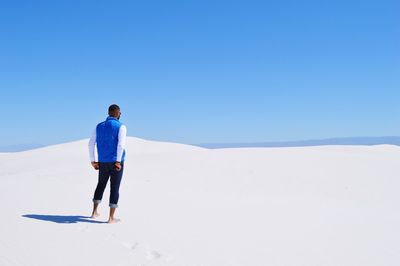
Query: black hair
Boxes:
[{"xmin": 108, "ymin": 104, "xmax": 120, "ymax": 116}]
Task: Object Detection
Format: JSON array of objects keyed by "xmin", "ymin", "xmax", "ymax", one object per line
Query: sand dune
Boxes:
[{"xmin": 1, "ymin": 137, "xmax": 399, "ymax": 265}]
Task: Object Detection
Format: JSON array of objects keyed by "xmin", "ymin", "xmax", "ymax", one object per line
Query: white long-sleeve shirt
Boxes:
[{"xmin": 88, "ymin": 125, "xmax": 127, "ymax": 162}]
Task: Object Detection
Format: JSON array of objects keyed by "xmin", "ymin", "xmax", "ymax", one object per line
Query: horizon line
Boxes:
[{"xmin": 1, "ymin": 135, "xmax": 400, "ymax": 153}]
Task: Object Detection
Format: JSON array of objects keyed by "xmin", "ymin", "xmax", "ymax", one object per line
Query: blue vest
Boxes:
[{"xmin": 96, "ymin": 116, "xmax": 126, "ymax": 162}]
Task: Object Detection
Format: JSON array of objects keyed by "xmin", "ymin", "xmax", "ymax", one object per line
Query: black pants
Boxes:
[{"xmin": 93, "ymin": 162, "xmax": 124, "ymax": 208}]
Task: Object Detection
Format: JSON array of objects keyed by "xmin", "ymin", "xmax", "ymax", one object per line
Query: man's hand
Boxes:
[
  {"xmin": 91, "ymin": 161, "xmax": 99, "ymax": 170},
  {"xmin": 115, "ymin": 161, "xmax": 122, "ymax": 172}
]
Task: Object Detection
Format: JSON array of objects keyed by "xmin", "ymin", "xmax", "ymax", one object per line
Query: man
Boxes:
[{"xmin": 88, "ymin": 104, "xmax": 127, "ymax": 224}]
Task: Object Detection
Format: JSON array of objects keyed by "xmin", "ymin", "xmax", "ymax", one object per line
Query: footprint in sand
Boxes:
[
  {"xmin": 146, "ymin": 249, "xmax": 162, "ymax": 260},
  {"xmin": 122, "ymin": 241, "xmax": 138, "ymax": 251},
  {"xmin": 146, "ymin": 249, "xmax": 175, "ymax": 262}
]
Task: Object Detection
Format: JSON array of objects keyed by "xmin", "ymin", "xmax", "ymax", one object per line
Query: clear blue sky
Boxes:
[{"xmin": 0, "ymin": 0, "xmax": 399, "ymax": 146}]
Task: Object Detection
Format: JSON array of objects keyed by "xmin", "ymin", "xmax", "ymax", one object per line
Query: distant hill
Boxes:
[
  {"xmin": 2, "ymin": 136, "xmax": 400, "ymax": 152},
  {"xmin": 0, "ymin": 144, "xmax": 44, "ymax": 152},
  {"xmin": 195, "ymin": 136, "xmax": 400, "ymax": 149}
]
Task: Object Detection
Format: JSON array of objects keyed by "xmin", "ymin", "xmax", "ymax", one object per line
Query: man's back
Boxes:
[{"xmin": 96, "ymin": 117, "xmax": 123, "ymax": 162}]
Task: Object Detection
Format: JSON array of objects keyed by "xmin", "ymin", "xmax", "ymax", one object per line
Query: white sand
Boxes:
[{"xmin": 1, "ymin": 137, "xmax": 400, "ymax": 266}]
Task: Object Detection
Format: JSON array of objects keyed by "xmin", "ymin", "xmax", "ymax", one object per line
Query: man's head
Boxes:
[{"xmin": 108, "ymin": 104, "xmax": 121, "ymax": 119}]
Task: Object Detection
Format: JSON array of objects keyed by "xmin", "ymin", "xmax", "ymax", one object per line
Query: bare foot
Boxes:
[
  {"xmin": 107, "ymin": 218, "xmax": 121, "ymax": 224},
  {"xmin": 90, "ymin": 212, "xmax": 100, "ymax": 218}
]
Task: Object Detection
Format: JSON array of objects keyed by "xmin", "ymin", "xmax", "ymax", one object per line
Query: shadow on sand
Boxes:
[{"xmin": 22, "ymin": 214, "xmax": 106, "ymax": 224}]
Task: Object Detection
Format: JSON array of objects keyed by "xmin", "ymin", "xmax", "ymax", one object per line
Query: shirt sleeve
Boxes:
[
  {"xmin": 88, "ymin": 128, "xmax": 97, "ymax": 162},
  {"xmin": 116, "ymin": 125, "xmax": 127, "ymax": 162}
]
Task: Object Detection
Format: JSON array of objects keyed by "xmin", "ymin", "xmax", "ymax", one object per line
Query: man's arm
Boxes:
[
  {"xmin": 88, "ymin": 129, "xmax": 98, "ymax": 170},
  {"xmin": 116, "ymin": 125, "xmax": 127, "ymax": 165}
]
